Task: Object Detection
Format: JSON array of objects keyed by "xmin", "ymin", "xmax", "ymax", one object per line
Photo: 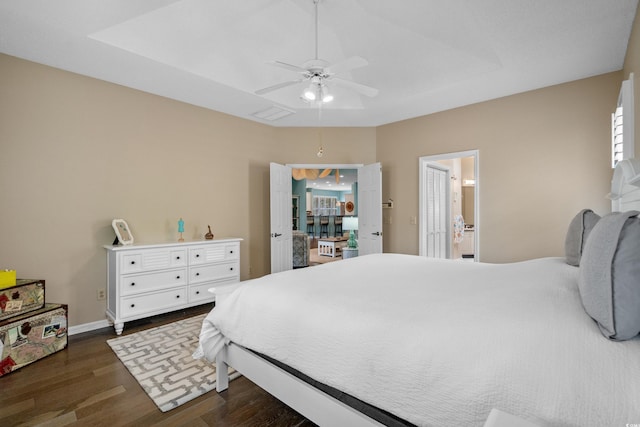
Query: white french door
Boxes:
[
  {"xmin": 270, "ymin": 163, "xmax": 293, "ymax": 273},
  {"xmin": 420, "ymin": 162, "xmax": 450, "ymax": 258},
  {"xmin": 357, "ymin": 163, "xmax": 383, "ymax": 255},
  {"xmin": 270, "ymin": 162, "xmax": 382, "ymax": 271}
]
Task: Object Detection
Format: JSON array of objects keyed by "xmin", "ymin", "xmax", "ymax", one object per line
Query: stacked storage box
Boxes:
[{"xmin": 0, "ymin": 278, "xmax": 68, "ymax": 376}]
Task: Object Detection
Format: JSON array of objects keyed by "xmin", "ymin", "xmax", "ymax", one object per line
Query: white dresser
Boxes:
[{"xmin": 104, "ymin": 238, "xmax": 242, "ymax": 335}]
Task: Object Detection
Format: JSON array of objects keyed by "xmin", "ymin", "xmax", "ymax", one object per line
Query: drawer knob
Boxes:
[
  {"xmin": 176, "ymin": 256, "xmax": 180, "ymax": 260},
  {"xmin": 131, "ymin": 282, "xmax": 135, "ymax": 286},
  {"xmin": 230, "ymin": 250, "xmax": 234, "ymax": 254},
  {"xmin": 131, "ymin": 304, "xmax": 135, "ymax": 308},
  {"xmin": 196, "ymin": 272, "xmax": 200, "ymax": 276},
  {"xmin": 196, "ymin": 254, "xmax": 200, "ymax": 258},
  {"xmin": 196, "ymin": 291, "xmax": 200, "ymax": 295},
  {"xmin": 130, "ymin": 261, "xmax": 136, "ymax": 265},
  {"xmin": 176, "ymin": 275, "xmax": 181, "ymax": 279},
  {"xmin": 176, "ymin": 295, "xmax": 180, "ymax": 299},
  {"xmin": 230, "ymin": 267, "xmax": 234, "ymax": 271}
]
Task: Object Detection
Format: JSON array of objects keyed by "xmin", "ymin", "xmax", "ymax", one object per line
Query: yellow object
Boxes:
[{"xmin": 0, "ymin": 270, "xmax": 17, "ymax": 289}]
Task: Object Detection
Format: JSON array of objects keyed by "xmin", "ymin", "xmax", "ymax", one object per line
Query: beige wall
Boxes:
[
  {"xmin": 0, "ymin": 54, "xmax": 376, "ymax": 328},
  {"xmin": 377, "ymin": 72, "xmax": 621, "ymax": 262},
  {"xmin": 0, "ymin": 49, "xmax": 625, "ymax": 328},
  {"xmin": 623, "ymin": 4, "xmax": 640, "ymax": 158}
]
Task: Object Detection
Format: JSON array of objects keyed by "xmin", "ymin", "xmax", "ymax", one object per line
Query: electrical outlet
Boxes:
[{"xmin": 97, "ymin": 289, "xmax": 106, "ymax": 300}]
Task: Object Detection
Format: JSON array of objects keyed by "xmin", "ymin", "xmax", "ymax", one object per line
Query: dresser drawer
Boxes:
[
  {"xmin": 169, "ymin": 249, "xmax": 188, "ymax": 267},
  {"xmin": 121, "ymin": 253, "xmax": 143, "ymax": 274},
  {"xmin": 120, "ymin": 268, "xmax": 187, "ymax": 296},
  {"xmin": 189, "ymin": 278, "xmax": 239, "ymax": 304},
  {"xmin": 120, "ymin": 248, "xmax": 187, "ymax": 274},
  {"xmin": 190, "ymin": 262, "xmax": 239, "ymax": 284},
  {"xmin": 189, "ymin": 282, "xmax": 218, "ymax": 304},
  {"xmin": 190, "ymin": 243, "xmax": 239, "ymax": 265},
  {"xmin": 121, "ymin": 288, "xmax": 186, "ymax": 318}
]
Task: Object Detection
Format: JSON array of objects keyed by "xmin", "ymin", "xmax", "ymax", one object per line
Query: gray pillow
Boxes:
[
  {"xmin": 578, "ymin": 211, "xmax": 640, "ymax": 340},
  {"xmin": 565, "ymin": 209, "xmax": 600, "ymax": 266}
]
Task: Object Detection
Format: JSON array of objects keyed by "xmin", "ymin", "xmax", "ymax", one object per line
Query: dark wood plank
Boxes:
[{"xmin": 0, "ymin": 305, "xmax": 315, "ymax": 427}]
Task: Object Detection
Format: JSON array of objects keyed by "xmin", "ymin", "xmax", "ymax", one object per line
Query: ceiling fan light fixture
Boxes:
[
  {"xmin": 302, "ymin": 83, "xmax": 333, "ymax": 104},
  {"xmin": 320, "ymin": 85, "xmax": 333, "ymax": 103},
  {"xmin": 303, "ymin": 84, "xmax": 317, "ymax": 101}
]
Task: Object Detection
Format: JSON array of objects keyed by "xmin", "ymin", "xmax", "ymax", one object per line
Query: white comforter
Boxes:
[{"xmin": 196, "ymin": 254, "xmax": 640, "ymax": 426}]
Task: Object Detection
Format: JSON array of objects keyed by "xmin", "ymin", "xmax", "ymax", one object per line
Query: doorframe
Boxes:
[{"xmin": 418, "ymin": 150, "xmax": 479, "ymax": 261}]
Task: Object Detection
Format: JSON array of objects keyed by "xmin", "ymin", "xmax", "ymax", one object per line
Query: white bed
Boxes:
[{"xmin": 195, "ymin": 159, "xmax": 640, "ymax": 426}]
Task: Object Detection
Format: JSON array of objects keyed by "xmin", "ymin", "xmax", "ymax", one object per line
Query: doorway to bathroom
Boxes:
[{"xmin": 419, "ymin": 150, "xmax": 479, "ymax": 261}]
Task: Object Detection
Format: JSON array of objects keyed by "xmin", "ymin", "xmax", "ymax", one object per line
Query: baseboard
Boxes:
[{"xmin": 68, "ymin": 319, "xmax": 111, "ymax": 336}]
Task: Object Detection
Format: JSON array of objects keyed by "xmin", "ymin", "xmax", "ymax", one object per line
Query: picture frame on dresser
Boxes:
[{"xmin": 111, "ymin": 219, "xmax": 134, "ymax": 245}]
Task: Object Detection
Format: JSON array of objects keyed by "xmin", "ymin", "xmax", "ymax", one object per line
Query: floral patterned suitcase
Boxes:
[
  {"xmin": 0, "ymin": 279, "xmax": 45, "ymax": 321},
  {"xmin": 0, "ymin": 303, "xmax": 68, "ymax": 376}
]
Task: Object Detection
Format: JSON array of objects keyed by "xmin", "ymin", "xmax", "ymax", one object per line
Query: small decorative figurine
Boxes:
[
  {"xmin": 205, "ymin": 225, "xmax": 214, "ymax": 240},
  {"xmin": 178, "ymin": 218, "xmax": 185, "ymax": 242}
]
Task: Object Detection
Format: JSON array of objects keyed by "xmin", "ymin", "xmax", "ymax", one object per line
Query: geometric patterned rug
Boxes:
[{"xmin": 107, "ymin": 313, "xmax": 238, "ymax": 412}]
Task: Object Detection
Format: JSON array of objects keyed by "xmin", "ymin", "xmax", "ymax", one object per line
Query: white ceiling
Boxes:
[
  {"xmin": 1, "ymin": 0, "xmax": 637, "ymax": 127},
  {"xmin": 304, "ymin": 168, "xmax": 357, "ymax": 191}
]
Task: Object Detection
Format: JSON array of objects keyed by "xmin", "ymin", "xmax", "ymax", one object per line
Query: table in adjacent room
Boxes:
[{"xmin": 317, "ymin": 237, "xmax": 348, "ymax": 258}]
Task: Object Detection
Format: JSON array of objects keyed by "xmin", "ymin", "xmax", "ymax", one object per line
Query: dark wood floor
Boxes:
[{"xmin": 0, "ymin": 305, "xmax": 316, "ymax": 427}]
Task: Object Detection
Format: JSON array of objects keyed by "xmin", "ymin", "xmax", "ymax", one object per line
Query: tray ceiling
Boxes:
[{"xmin": 0, "ymin": 0, "xmax": 637, "ymax": 127}]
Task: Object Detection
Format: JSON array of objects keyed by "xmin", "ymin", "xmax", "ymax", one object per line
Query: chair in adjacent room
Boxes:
[
  {"xmin": 306, "ymin": 215, "xmax": 315, "ymax": 237},
  {"xmin": 292, "ymin": 230, "xmax": 310, "ymax": 268},
  {"xmin": 333, "ymin": 215, "xmax": 343, "ymax": 237},
  {"xmin": 320, "ymin": 216, "xmax": 329, "ymax": 238}
]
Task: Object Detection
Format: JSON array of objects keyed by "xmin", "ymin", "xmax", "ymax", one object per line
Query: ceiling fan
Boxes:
[
  {"xmin": 255, "ymin": 0, "xmax": 378, "ymax": 103},
  {"xmin": 293, "ymin": 167, "xmax": 342, "ymax": 183}
]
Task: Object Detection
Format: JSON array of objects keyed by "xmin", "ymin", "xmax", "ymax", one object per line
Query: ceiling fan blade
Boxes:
[
  {"xmin": 331, "ymin": 77, "xmax": 379, "ymax": 98},
  {"xmin": 255, "ymin": 79, "xmax": 304, "ymax": 95},
  {"xmin": 305, "ymin": 169, "xmax": 319, "ymax": 180},
  {"xmin": 326, "ymin": 56, "xmax": 368, "ymax": 75},
  {"xmin": 268, "ymin": 60, "xmax": 309, "ymax": 74},
  {"xmin": 319, "ymin": 168, "xmax": 332, "ymax": 178},
  {"xmin": 292, "ymin": 169, "xmax": 306, "ymax": 180}
]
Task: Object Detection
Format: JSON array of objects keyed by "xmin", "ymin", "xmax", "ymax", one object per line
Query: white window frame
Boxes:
[{"xmin": 612, "ymin": 73, "xmax": 635, "ymax": 168}]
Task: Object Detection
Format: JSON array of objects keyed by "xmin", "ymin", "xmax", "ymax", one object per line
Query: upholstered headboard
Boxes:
[{"xmin": 609, "ymin": 159, "xmax": 640, "ymax": 211}]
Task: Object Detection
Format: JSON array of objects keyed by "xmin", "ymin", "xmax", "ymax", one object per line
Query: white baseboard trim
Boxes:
[{"xmin": 69, "ymin": 319, "xmax": 111, "ymax": 336}]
